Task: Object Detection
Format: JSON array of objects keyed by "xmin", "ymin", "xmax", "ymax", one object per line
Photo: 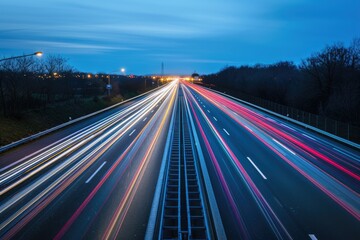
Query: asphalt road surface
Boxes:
[
  {"xmin": 0, "ymin": 80, "xmax": 359, "ymax": 240},
  {"xmin": 181, "ymin": 81, "xmax": 360, "ymax": 239}
]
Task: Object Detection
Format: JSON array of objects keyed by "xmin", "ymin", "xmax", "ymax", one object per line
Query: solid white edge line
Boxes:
[
  {"xmin": 223, "ymin": 128, "xmax": 230, "ymax": 136},
  {"xmin": 85, "ymin": 161, "xmax": 106, "ymax": 184},
  {"xmin": 308, "ymin": 234, "xmax": 318, "ymax": 240},
  {"xmin": 247, "ymin": 157, "xmax": 267, "ymax": 180}
]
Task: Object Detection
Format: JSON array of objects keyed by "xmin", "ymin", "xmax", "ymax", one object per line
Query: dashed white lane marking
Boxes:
[
  {"xmin": 223, "ymin": 128, "xmax": 230, "ymax": 136},
  {"xmin": 207, "ymin": 110, "xmax": 210, "ymax": 113},
  {"xmin": 143, "ymin": 117, "xmax": 147, "ymax": 121},
  {"xmin": 308, "ymin": 234, "xmax": 318, "ymax": 240},
  {"xmin": 213, "ymin": 117, "xmax": 218, "ymax": 121},
  {"xmin": 129, "ymin": 129, "xmax": 136, "ymax": 136},
  {"xmin": 247, "ymin": 157, "xmax": 267, "ymax": 180},
  {"xmin": 85, "ymin": 161, "xmax": 107, "ymax": 184}
]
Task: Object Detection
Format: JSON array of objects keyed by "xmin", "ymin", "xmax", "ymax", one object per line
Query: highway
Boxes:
[
  {"xmin": 180, "ymin": 81, "xmax": 360, "ymax": 239},
  {"xmin": 0, "ymin": 81, "xmax": 178, "ymax": 239},
  {"xmin": 0, "ymin": 79, "xmax": 359, "ymax": 239}
]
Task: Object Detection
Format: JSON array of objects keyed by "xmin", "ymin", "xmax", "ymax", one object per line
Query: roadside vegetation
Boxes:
[
  {"xmin": 203, "ymin": 39, "xmax": 360, "ymax": 127},
  {"xmin": 0, "ymin": 55, "xmax": 160, "ymax": 146}
]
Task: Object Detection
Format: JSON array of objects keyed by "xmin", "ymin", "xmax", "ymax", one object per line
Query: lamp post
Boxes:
[
  {"xmin": 107, "ymin": 68, "xmax": 124, "ymax": 96},
  {"xmin": 0, "ymin": 51, "xmax": 43, "ymax": 62},
  {"xmin": 107, "ymin": 75, "xmax": 111, "ymax": 96}
]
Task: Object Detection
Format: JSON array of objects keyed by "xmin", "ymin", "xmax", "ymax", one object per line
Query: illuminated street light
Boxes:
[
  {"xmin": 121, "ymin": 68, "xmax": 126, "ymax": 75},
  {"xmin": 0, "ymin": 51, "xmax": 43, "ymax": 62}
]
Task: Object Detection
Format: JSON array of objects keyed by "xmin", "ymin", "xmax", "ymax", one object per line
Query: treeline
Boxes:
[
  {"xmin": 0, "ymin": 55, "xmax": 155, "ymax": 117},
  {"xmin": 203, "ymin": 39, "xmax": 360, "ymax": 124}
]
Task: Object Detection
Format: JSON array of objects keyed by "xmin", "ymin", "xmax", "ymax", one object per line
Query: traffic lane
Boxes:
[
  {"xmin": 188, "ymin": 84, "xmax": 360, "ymax": 193},
  {"xmin": 0, "ymin": 87, "xmax": 175, "ymax": 239},
  {"xmin": 192, "ymin": 85, "xmax": 360, "ymax": 184},
  {"xmin": 53, "ymin": 85, "xmax": 176, "ymax": 240},
  {"xmin": 208, "ymin": 87, "xmax": 360, "ymax": 184},
  {"xmin": 0, "ymin": 104, "xmax": 151, "ymax": 238},
  {"xmin": 187, "ymin": 86, "xmax": 360, "ymax": 239},
  {"xmin": 0, "ymin": 84, "xmax": 170, "ymax": 189},
  {"xmin": 0, "ymin": 87, "xmax": 168, "ymax": 168},
  {"xmin": 210, "ymin": 87, "xmax": 360, "ymax": 160},
  {"xmin": 80, "ymin": 85, "xmax": 176, "ymax": 240},
  {"xmin": 184, "ymin": 87, "xmax": 283, "ymax": 239},
  {"xmin": 255, "ymin": 109, "xmax": 360, "ymax": 163},
  {"xmin": 0, "ymin": 99, "xmax": 137, "ymax": 164},
  {"xmin": 204, "ymin": 103, "xmax": 360, "ymax": 239},
  {"xmin": 0, "ymin": 92, "xmax": 165, "ymax": 197},
  {"xmin": 196, "ymin": 87, "xmax": 360, "ymax": 195},
  {"xmin": 82, "ymin": 106, "xmax": 173, "ymax": 240}
]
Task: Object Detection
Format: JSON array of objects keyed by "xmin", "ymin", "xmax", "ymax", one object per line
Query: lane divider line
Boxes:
[
  {"xmin": 246, "ymin": 157, "xmax": 267, "ymax": 180},
  {"xmin": 129, "ymin": 129, "xmax": 136, "ymax": 136},
  {"xmin": 85, "ymin": 161, "xmax": 106, "ymax": 184},
  {"xmin": 308, "ymin": 234, "xmax": 318, "ymax": 240},
  {"xmin": 223, "ymin": 128, "xmax": 230, "ymax": 136}
]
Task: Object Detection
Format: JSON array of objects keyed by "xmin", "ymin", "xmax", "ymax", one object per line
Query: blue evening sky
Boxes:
[{"xmin": 0, "ymin": 0, "xmax": 359, "ymax": 75}]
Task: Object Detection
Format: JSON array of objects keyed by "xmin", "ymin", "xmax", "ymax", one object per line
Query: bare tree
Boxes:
[
  {"xmin": 301, "ymin": 43, "xmax": 354, "ymax": 112},
  {"xmin": 41, "ymin": 55, "xmax": 73, "ymax": 103}
]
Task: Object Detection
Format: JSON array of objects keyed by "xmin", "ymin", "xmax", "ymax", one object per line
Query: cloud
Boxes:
[{"xmin": 1, "ymin": 39, "xmax": 141, "ymax": 54}]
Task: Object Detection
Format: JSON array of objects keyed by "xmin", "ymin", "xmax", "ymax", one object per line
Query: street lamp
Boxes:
[
  {"xmin": 107, "ymin": 68, "xmax": 125, "ymax": 96},
  {"xmin": 107, "ymin": 75, "xmax": 112, "ymax": 96},
  {"xmin": 0, "ymin": 51, "xmax": 43, "ymax": 62}
]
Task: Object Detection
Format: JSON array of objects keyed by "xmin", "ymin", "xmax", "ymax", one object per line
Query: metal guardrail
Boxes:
[
  {"xmin": 0, "ymin": 86, "xmax": 165, "ymax": 154},
  {"xmin": 208, "ymin": 88, "xmax": 360, "ymax": 150}
]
